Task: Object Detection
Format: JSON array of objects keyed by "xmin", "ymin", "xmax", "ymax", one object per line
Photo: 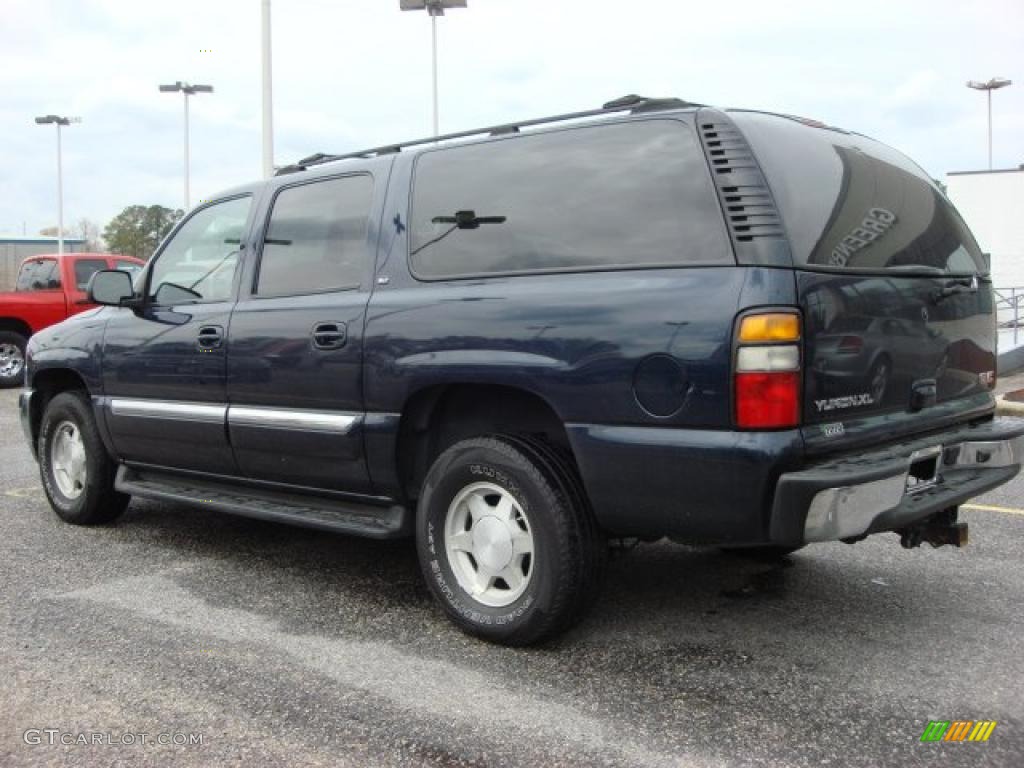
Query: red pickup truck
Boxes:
[{"xmin": 0, "ymin": 253, "xmax": 144, "ymax": 387}]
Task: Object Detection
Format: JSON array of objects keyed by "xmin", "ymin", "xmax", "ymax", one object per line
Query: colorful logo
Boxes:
[{"xmin": 920, "ymin": 720, "xmax": 997, "ymax": 742}]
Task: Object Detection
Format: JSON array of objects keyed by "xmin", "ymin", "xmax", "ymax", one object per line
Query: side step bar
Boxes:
[{"xmin": 115, "ymin": 465, "xmax": 410, "ymax": 539}]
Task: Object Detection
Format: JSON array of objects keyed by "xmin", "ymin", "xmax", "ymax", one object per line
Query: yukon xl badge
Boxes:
[{"xmin": 814, "ymin": 393, "xmax": 874, "ymax": 412}]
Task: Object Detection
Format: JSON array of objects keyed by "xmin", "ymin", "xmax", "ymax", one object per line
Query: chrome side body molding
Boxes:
[{"xmin": 107, "ymin": 397, "xmax": 361, "ymax": 435}]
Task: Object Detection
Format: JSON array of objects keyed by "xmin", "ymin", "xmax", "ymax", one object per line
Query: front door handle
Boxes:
[
  {"xmin": 312, "ymin": 321, "xmax": 347, "ymax": 350},
  {"xmin": 197, "ymin": 325, "xmax": 224, "ymax": 350}
]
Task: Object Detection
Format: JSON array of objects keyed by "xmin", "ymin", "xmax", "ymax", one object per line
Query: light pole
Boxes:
[
  {"xmin": 967, "ymin": 77, "xmax": 1012, "ymax": 170},
  {"xmin": 399, "ymin": 0, "xmax": 467, "ymax": 136},
  {"xmin": 261, "ymin": 0, "xmax": 274, "ymax": 178},
  {"xmin": 34, "ymin": 114, "xmax": 81, "ymax": 255},
  {"xmin": 158, "ymin": 81, "xmax": 214, "ymax": 209}
]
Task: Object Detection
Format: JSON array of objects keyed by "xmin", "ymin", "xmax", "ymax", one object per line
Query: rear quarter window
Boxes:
[{"xmin": 409, "ymin": 119, "xmax": 732, "ymax": 279}]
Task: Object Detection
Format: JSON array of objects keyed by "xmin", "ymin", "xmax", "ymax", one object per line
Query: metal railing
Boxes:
[{"xmin": 994, "ymin": 286, "xmax": 1024, "ymax": 347}]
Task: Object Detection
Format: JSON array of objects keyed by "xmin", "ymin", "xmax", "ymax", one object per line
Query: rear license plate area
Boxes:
[{"xmin": 906, "ymin": 446, "xmax": 942, "ymax": 493}]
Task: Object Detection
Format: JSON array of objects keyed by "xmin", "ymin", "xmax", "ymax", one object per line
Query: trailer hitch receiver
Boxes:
[{"xmin": 898, "ymin": 507, "xmax": 968, "ymax": 549}]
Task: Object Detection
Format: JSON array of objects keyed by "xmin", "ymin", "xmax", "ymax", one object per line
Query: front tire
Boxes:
[
  {"xmin": 0, "ymin": 331, "xmax": 27, "ymax": 389},
  {"xmin": 416, "ymin": 435, "xmax": 605, "ymax": 646},
  {"xmin": 38, "ymin": 391, "xmax": 129, "ymax": 525}
]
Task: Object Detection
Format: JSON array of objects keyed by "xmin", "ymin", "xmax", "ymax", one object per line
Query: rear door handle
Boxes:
[
  {"xmin": 312, "ymin": 321, "xmax": 347, "ymax": 350},
  {"xmin": 197, "ymin": 325, "xmax": 224, "ymax": 350}
]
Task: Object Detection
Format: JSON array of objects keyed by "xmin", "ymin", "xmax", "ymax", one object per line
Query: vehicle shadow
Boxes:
[
  {"xmin": 117, "ymin": 496, "xmax": 935, "ymax": 659},
  {"xmin": 107, "ymin": 495, "xmax": 994, "ymax": 765}
]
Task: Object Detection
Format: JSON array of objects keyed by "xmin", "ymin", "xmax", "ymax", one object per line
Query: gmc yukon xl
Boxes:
[{"xmin": 19, "ymin": 96, "xmax": 1024, "ymax": 645}]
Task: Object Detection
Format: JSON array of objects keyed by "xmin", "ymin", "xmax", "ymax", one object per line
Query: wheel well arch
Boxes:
[
  {"xmin": 0, "ymin": 317, "xmax": 33, "ymax": 339},
  {"xmin": 26, "ymin": 368, "xmax": 90, "ymax": 452},
  {"xmin": 395, "ymin": 383, "xmax": 575, "ymax": 502}
]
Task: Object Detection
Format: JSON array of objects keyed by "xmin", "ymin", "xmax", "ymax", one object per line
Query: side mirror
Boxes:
[{"xmin": 87, "ymin": 269, "xmax": 136, "ymax": 307}]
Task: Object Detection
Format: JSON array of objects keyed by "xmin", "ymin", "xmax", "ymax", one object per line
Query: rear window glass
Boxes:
[
  {"xmin": 409, "ymin": 119, "xmax": 732, "ymax": 279},
  {"xmin": 731, "ymin": 112, "xmax": 986, "ymax": 275},
  {"xmin": 16, "ymin": 259, "xmax": 61, "ymax": 291}
]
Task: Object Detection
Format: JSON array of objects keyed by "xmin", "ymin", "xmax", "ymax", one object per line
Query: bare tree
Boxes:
[{"xmin": 75, "ymin": 218, "xmax": 104, "ymax": 251}]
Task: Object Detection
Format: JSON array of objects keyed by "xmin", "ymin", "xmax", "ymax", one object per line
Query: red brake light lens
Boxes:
[
  {"xmin": 836, "ymin": 335, "xmax": 864, "ymax": 354},
  {"xmin": 735, "ymin": 372, "xmax": 800, "ymax": 429}
]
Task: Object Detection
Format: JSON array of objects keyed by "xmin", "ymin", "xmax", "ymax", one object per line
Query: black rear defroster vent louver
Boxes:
[{"xmin": 697, "ymin": 109, "xmax": 792, "ymax": 267}]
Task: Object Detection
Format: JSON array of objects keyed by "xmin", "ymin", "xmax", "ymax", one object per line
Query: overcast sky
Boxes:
[{"xmin": 1, "ymin": 0, "xmax": 1022, "ymax": 237}]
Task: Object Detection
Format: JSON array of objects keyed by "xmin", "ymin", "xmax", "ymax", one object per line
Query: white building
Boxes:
[{"xmin": 945, "ymin": 167, "xmax": 1024, "ymax": 288}]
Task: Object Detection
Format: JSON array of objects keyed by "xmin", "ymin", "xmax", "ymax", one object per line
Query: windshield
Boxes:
[{"xmin": 731, "ymin": 111, "xmax": 986, "ymax": 275}]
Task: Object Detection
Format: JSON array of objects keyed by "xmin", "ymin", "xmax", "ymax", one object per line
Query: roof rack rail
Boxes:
[{"xmin": 275, "ymin": 94, "xmax": 701, "ymax": 176}]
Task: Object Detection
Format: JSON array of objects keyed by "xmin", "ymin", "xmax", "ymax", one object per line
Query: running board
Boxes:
[{"xmin": 115, "ymin": 465, "xmax": 410, "ymax": 539}]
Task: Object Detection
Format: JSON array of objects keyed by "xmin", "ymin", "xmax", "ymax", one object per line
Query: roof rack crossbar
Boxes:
[{"xmin": 278, "ymin": 94, "xmax": 700, "ymax": 175}]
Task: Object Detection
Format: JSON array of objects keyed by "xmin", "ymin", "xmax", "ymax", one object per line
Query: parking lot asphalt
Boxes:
[{"xmin": 1, "ymin": 387, "xmax": 1022, "ymax": 767}]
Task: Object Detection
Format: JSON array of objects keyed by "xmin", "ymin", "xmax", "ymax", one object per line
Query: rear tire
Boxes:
[
  {"xmin": 38, "ymin": 391, "xmax": 129, "ymax": 525},
  {"xmin": 416, "ymin": 435, "xmax": 605, "ymax": 646},
  {"xmin": 0, "ymin": 331, "xmax": 27, "ymax": 389}
]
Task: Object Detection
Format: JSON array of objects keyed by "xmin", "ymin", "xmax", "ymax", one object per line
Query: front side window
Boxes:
[
  {"xmin": 409, "ymin": 119, "xmax": 732, "ymax": 279},
  {"xmin": 149, "ymin": 196, "xmax": 251, "ymax": 304},
  {"xmin": 73, "ymin": 259, "xmax": 110, "ymax": 291},
  {"xmin": 16, "ymin": 259, "xmax": 61, "ymax": 291},
  {"xmin": 256, "ymin": 174, "xmax": 374, "ymax": 297}
]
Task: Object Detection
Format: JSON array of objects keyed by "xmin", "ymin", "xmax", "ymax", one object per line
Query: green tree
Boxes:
[{"xmin": 102, "ymin": 205, "xmax": 183, "ymax": 260}]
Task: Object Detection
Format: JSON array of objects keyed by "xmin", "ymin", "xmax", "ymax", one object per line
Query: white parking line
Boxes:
[{"xmin": 962, "ymin": 503, "xmax": 1024, "ymax": 517}]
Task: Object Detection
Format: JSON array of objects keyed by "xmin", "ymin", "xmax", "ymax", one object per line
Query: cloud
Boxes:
[{"xmin": 0, "ymin": 0, "xmax": 1021, "ymax": 235}]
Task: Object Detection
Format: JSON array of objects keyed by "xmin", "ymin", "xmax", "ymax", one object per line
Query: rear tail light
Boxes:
[
  {"xmin": 734, "ymin": 311, "xmax": 801, "ymax": 429},
  {"xmin": 836, "ymin": 335, "xmax": 864, "ymax": 354}
]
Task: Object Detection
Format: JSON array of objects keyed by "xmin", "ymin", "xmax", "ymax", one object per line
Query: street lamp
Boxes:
[
  {"xmin": 400, "ymin": 0, "xmax": 467, "ymax": 136},
  {"xmin": 34, "ymin": 114, "xmax": 81, "ymax": 255},
  {"xmin": 261, "ymin": 0, "xmax": 274, "ymax": 178},
  {"xmin": 967, "ymin": 77, "xmax": 1012, "ymax": 170},
  {"xmin": 158, "ymin": 81, "xmax": 214, "ymax": 209}
]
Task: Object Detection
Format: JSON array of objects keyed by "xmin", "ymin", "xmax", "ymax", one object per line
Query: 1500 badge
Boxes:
[{"xmin": 815, "ymin": 393, "xmax": 874, "ymax": 412}]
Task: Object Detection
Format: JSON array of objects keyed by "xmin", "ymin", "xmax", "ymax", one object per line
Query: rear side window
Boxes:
[
  {"xmin": 16, "ymin": 259, "xmax": 60, "ymax": 291},
  {"xmin": 409, "ymin": 119, "xmax": 732, "ymax": 279},
  {"xmin": 257, "ymin": 174, "xmax": 373, "ymax": 296},
  {"xmin": 73, "ymin": 259, "xmax": 109, "ymax": 290},
  {"xmin": 732, "ymin": 111, "xmax": 986, "ymax": 275}
]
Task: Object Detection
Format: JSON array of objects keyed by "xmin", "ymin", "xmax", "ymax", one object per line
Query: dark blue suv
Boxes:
[{"xmin": 19, "ymin": 96, "xmax": 1024, "ymax": 645}]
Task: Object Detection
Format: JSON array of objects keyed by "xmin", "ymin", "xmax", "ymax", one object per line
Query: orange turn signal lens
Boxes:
[{"xmin": 738, "ymin": 313, "xmax": 801, "ymax": 343}]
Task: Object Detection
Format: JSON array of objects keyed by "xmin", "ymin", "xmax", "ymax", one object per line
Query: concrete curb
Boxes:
[{"xmin": 995, "ymin": 396, "xmax": 1024, "ymax": 416}]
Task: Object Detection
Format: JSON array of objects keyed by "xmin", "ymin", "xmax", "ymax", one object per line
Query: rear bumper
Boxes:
[
  {"xmin": 770, "ymin": 417, "xmax": 1024, "ymax": 545},
  {"xmin": 567, "ymin": 416, "xmax": 1024, "ymax": 544}
]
